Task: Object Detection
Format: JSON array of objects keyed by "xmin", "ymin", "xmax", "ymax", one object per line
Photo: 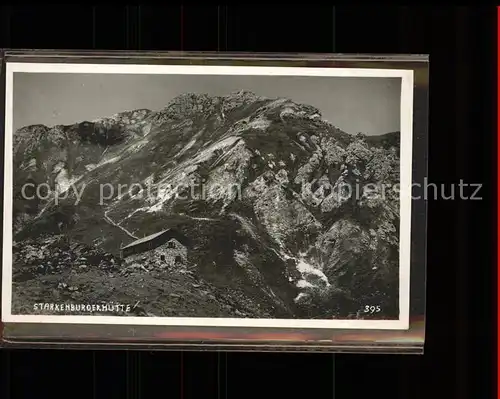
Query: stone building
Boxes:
[{"xmin": 120, "ymin": 229, "xmax": 189, "ymax": 267}]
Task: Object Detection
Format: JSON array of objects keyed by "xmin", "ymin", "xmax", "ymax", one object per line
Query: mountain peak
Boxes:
[
  {"xmin": 225, "ymin": 89, "xmax": 260, "ymax": 100},
  {"xmin": 93, "ymin": 108, "xmax": 153, "ymax": 126},
  {"xmin": 15, "ymin": 123, "xmax": 49, "ymax": 134},
  {"xmin": 161, "ymin": 92, "xmax": 219, "ymax": 118}
]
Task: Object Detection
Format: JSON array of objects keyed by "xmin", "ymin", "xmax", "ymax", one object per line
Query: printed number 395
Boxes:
[{"xmin": 364, "ymin": 305, "xmax": 381, "ymax": 314}]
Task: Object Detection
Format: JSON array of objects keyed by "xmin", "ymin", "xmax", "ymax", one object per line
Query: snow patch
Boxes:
[
  {"xmin": 296, "ymin": 280, "xmax": 314, "ymax": 289},
  {"xmin": 294, "ymin": 293, "xmax": 308, "ymax": 303},
  {"xmin": 295, "ymin": 256, "xmax": 330, "ymax": 287},
  {"xmin": 275, "ymin": 248, "xmax": 330, "ymax": 292}
]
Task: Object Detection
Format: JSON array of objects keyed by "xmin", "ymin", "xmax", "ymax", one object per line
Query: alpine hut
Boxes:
[{"xmin": 120, "ymin": 228, "xmax": 190, "ymax": 259}]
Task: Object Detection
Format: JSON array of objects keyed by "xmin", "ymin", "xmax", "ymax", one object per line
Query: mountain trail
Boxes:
[{"xmin": 103, "ymin": 210, "xmax": 138, "ymax": 239}]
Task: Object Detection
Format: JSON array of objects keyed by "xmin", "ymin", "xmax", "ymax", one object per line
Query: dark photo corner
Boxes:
[{"xmin": 0, "ymin": 5, "xmax": 495, "ymax": 399}]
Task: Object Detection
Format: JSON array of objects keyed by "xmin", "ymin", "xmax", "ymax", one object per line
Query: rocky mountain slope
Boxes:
[{"xmin": 11, "ymin": 90, "xmax": 400, "ymax": 320}]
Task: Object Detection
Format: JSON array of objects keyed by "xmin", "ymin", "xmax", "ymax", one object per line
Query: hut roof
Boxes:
[{"xmin": 122, "ymin": 229, "xmax": 174, "ymax": 250}]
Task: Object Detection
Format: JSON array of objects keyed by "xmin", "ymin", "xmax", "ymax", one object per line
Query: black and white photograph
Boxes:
[{"xmin": 2, "ymin": 62, "xmax": 413, "ymax": 329}]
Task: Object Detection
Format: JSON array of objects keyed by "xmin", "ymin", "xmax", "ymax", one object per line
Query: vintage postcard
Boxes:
[{"xmin": 2, "ymin": 61, "xmax": 413, "ymax": 329}]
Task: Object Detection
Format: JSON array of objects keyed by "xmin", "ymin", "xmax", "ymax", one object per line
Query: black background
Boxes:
[{"xmin": 0, "ymin": 6, "xmax": 495, "ymax": 398}]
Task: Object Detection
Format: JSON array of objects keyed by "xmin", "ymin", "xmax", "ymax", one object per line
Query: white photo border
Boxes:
[{"xmin": 2, "ymin": 62, "xmax": 414, "ymax": 330}]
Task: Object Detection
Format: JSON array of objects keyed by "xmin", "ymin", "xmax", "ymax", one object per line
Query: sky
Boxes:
[{"xmin": 13, "ymin": 72, "xmax": 401, "ymax": 135}]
